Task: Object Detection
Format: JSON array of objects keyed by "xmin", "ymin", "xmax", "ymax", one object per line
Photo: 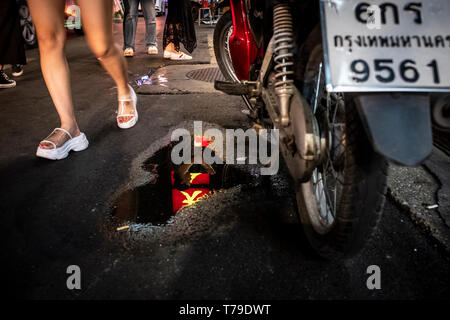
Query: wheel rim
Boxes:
[{"xmin": 301, "ymin": 64, "xmax": 346, "ymax": 234}]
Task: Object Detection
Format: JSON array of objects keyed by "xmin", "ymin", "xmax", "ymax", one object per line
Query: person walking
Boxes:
[
  {"xmin": 27, "ymin": 0, "xmax": 138, "ymax": 160},
  {"xmin": 162, "ymin": 0, "xmax": 196, "ymax": 60},
  {"xmin": 123, "ymin": 0, "xmax": 158, "ymax": 57},
  {"xmin": 0, "ymin": 0, "xmax": 27, "ymax": 89}
]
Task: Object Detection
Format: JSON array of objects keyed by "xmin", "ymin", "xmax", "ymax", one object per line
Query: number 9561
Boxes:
[{"xmin": 350, "ymin": 59, "xmax": 440, "ymax": 84}]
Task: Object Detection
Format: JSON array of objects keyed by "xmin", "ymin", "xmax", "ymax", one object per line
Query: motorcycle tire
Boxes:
[
  {"xmin": 296, "ymin": 31, "xmax": 388, "ymax": 259},
  {"xmin": 213, "ymin": 11, "xmax": 238, "ymax": 82}
]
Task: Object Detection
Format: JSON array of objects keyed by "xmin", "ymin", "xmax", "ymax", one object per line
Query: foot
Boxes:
[
  {"xmin": 117, "ymin": 100, "xmax": 135, "ymax": 123},
  {"xmin": 39, "ymin": 126, "xmax": 80, "ymax": 150},
  {"xmin": 117, "ymin": 85, "xmax": 138, "ymax": 129},
  {"xmin": 124, "ymin": 47, "xmax": 134, "ymax": 57},
  {"xmin": 12, "ymin": 64, "xmax": 24, "ymax": 77},
  {"xmin": 36, "ymin": 127, "xmax": 89, "ymax": 160},
  {"xmin": 163, "ymin": 50, "xmax": 192, "ymax": 60},
  {"xmin": 0, "ymin": 70, "xmax": 16, "ymax": 88},
  {"xmin": 147, "ymin": 45, "xmax": 158, "ymax": 55}
]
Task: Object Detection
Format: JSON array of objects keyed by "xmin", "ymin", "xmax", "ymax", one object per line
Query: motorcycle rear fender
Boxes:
[
  {"xmin": 354, "ymin": 94, "xmax": 432, "ymax": 166},
  {"xmin": 229, "ymin": 0, "xmax": 262, "ymax": 80}
]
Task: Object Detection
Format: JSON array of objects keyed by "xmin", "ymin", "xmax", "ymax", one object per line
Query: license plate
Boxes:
[{"xmin": 320, "ymin": 0, "xmax": 450, "ymax": 92}]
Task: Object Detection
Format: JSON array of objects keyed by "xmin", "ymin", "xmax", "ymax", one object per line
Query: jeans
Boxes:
[{"xmin": 123, "ymin": 0, "xmax": 156, "ymax": 50}]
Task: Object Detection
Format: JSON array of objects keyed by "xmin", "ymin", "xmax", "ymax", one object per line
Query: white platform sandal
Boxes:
[
  {"xmin": 36, "ymin": 128, "xmax": 89, "ymax": 160},
  {"xmin": 117, "ymin": 85, "xmax": 138, "ymax": 129}
]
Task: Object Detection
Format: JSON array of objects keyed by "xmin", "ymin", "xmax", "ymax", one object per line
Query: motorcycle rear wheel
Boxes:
[{"xmin": 296, "ymin": 42, "xmax": 388, "ymax": 259}]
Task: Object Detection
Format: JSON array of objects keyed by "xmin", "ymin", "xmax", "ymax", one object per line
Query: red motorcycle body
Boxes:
[{"xmin": 229, "ymin": 0, "xmax": 263, "ymax": 81}]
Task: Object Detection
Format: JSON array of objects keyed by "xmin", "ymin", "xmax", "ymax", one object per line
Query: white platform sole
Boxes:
[{"xmin": 36, "ymin": 133, "xmax": 89, "ymax": 160}]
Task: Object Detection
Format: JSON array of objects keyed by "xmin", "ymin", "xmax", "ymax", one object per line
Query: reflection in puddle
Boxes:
[
  {"xmin": 111, "ymin": 145, "xmax": 247, "ymax": 228},
  {"xmin": 136, "ymin": 74, "xmax": 168, "ymax": 87},
  {"xmin": 112, "ymin": 147, "xmax": 172, "ymax": 226}
]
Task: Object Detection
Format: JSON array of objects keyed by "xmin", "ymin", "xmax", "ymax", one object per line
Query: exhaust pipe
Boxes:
[{"xmin": 432, "ymin": 95, "xmax": 450, "ymax": 132}]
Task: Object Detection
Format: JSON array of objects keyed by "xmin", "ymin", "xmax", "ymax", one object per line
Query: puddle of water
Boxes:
[
  {"xmin": 135, "ymin": 73, "xmax": 168, "ymax": 87},
  {"xmin": 112, "ymin": 147, "xmax": 172, "ymax": 226},
  {"xmin": 110, "ymin": 145, "xmax": 249, "ymax": 228}
]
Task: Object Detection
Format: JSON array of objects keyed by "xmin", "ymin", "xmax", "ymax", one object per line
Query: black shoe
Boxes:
[
  {"xmin": 12, "ymin": 64, "xmax": 24, "ymax": 77},
  {"xmin": 0, "ymin": 70, "xmax": 16, "ymax": 88}
]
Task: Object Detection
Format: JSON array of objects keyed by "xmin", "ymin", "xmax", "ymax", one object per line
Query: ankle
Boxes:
[
  {"xmin": 117, "ymin": 84, "xmax": 131, "ymax": 99},
  {"xmin": 60, "ymin": 122, "xmax": 80, "ymax": 137}
]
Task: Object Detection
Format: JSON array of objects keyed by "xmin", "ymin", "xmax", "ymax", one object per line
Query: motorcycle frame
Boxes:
[{"xmin": 229, "ymin": 0, "xmax": 263, "ymax": 81}]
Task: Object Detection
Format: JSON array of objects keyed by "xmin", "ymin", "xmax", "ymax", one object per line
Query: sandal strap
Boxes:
[
  {"xmin": 117, "ymin": 94, "xmax": 135, "ymax": 115},
  {"xmin": 117, "ymin": 102, "xmax": 132, "ymax": 115},
  {"xmin": 40, "ymin": 128, "xmax": 72, "ymax": 149},
  {"xmin": 117, "ymin": 85, "xmax": 137, "ymax": 121},
  {"xmin": 117, "ymin": 100, "xmax": 133, "ymax": 115},
  {"xmin": 40, "ymin": 139, "xmax": 57, "ymax": 149},
  {"xmin": 54, "ymin": 127, "xmax": 72, "ymax": 139}
]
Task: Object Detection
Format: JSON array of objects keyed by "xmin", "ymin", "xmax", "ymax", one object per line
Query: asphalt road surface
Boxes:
[{"xmin": 1, "ymin": 17, "xmax": 449, "ymax": 300}]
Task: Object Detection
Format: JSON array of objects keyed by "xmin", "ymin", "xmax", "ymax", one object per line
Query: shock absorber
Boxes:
[{"xmin": 273, "ymin": 4, "xmax": 294, "ymax": 127}]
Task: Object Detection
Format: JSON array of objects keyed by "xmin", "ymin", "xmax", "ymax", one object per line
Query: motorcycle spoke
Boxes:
[{"xmin": 310, "ymin": 72, "xmax": 346, "ymax": 226}]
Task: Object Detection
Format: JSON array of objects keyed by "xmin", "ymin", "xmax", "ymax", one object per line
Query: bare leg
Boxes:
[
  {"xmin": 27, "ymin": 0, "xmax": 80, "ymax": 149},
  {"xmin": 77, "ymin": 0, "xmax": 134, "ymax": 123}
]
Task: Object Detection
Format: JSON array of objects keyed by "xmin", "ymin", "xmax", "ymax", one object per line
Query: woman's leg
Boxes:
[
  {"xmin": 27, "ymin": 0, "xmax": 80, "ymax": 149},
  {"xmin": 77, "ymin": 0, "xmax": 134, "ymax": 123}
]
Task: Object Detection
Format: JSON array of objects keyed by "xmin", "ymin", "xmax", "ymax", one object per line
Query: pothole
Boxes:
[
  {"xmin": 102, "ymin": 122, "xmax": 298, "ymax": 242},
  {"xmin": 109, "ymin": 144, "xmax": 253, "ymax": 229}
]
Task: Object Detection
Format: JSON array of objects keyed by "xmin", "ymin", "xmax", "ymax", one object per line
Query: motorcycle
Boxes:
[{"xmin": 213, "ymin": 0, "xmax": 450, "ymax": 258}]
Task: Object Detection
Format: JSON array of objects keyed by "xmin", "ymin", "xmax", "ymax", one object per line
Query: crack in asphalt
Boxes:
[{"xmin": 423, "ymin": 163, "xmax": 450, "ymax": 230}]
